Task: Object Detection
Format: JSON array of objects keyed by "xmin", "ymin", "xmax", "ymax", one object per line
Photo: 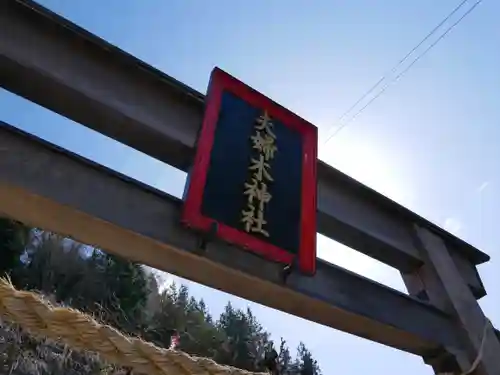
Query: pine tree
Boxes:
[
  {"xmin": 278, "ymin": 338, "xmax": 293, "ymax": 374},
  {"xmin": 217, "ymin": 303, "xmax": 273, "ymax": 371},
  {"xmin": 295, "ymin": 342, "xmax": 321, "ymax": 375}
]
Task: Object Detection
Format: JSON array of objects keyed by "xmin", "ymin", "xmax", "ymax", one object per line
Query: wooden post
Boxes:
[{"xmin": 403, "ymin": 224, "xmax": 500, "ymax": 374}]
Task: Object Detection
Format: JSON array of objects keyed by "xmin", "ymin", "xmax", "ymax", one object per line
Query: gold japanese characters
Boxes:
[{"xmin": 241, "ymin": 111, "xmax": 278, "ymax": 237}]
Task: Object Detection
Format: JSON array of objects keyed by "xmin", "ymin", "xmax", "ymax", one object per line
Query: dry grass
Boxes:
[{"xmin": 0, "ymin": 317, "xmax": 120, "ymax": 375}]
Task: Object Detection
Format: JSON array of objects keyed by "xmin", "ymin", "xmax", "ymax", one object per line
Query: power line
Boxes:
[
  {"xmin": 323, "ymin": 0, "xmax": 483, "ymax": 144},
  {"xmin": 332, "ymin": 0, "xmax": 470, "ymax": 127}
]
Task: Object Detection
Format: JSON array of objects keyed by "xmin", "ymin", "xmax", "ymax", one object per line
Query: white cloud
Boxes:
[
  {"xmin": 443, "ymin": 217, "xmax": 462, "ymax": 235},
  {"xmin": 477, "ymin": 181, "xmax": 489, "ymax": 194}
]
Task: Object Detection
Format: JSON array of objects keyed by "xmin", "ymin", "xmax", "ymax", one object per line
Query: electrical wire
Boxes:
[
  {"xmin": 323, "ymin": 0, "xmax": 483, "ymax": 144},
  {"xmin": 332, "ymin": 0, "xmax": 470, "ymax": 127}
]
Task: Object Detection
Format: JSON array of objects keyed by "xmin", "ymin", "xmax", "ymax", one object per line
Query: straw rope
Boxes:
[
  {"xmin": 0, "ymin": 277, "xmax": 264, "ymax": 375},
  {"xmin": 438, "ymin": 317, "xmax": 491, "ymax": 375}
]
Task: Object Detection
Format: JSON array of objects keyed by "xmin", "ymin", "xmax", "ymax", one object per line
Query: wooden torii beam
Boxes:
[
  {"xmin": 1, "ymin": 1, "xmax": 500, "ymax": 373},
  {"xmin": 0, "ymin": 122, "xmax": 460, "ymax": 355}
]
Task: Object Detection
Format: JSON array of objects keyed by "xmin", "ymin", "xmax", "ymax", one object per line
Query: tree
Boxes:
[
  {"xmin": 20, "ymin": 231, "xmax": 63, "ymax": 294},
  {"xmin": 179, "ymin": 295, "xmax": 226, "ymax": 358},
  {"xmin": 145, "ymin": 282, "xmax": 225, "ymax": 358},
  {"xmin": 294, "ymin": 342, "xmax": 321, "ymax": 375},
  {"xmin": 144, "ymin": 283, "xmax": 179, "ymax": 348},
  {"xmin": 0, "ymin": 218, "xmax": 30, "ymax": 281},
  {"xmin": 217, "ymin": 303, "xmax": 273, "ymax": 371},
  {"xmin": 16, "ymin": 234, "xmax": 150, "ymax": 334},
  {"xmin": 278, "ymin": 338, "xmax": 293, "ymax": 374},
  {"xmin": 94, "ymin": 252, "xmax": 150, "ymax": 333}
]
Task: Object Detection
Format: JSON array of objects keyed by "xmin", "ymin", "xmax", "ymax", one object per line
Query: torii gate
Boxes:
[{"xmin": 1, "ymin": 1, "xmax": 500, "ymax": 374}]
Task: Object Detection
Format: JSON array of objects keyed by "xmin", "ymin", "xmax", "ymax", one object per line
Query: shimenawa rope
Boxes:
[
  {"xmin": 438, "ymin": 317, "xmax": 492, "ymax": 375},
  {"xmin": 0, "ymin": 277, "xmax": 264, "ymax": 375}
]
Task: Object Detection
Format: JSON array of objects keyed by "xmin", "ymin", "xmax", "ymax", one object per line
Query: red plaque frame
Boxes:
[{"xmin": 182, "ymin": 67, "xmax": 317, "ymax": 275}]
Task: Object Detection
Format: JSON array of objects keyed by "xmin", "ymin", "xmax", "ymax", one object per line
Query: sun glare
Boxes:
[
  {"xmin": 315, "ymin": 125, "xmax": 414, "ymax": 291},
  {"xmin": 319, "ymin": 131, "xmax": 415, "ymax": 209}
]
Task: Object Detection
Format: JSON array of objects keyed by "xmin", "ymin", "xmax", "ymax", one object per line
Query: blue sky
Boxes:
[{"xmin": 1, "ymin": 0, "xmax": 499, "ymax": 373}]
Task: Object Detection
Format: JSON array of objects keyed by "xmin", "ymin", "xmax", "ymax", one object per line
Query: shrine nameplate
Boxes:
[{"xmin": 182, "ymin": 68, "xmax": 318, "ymax": 275}]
